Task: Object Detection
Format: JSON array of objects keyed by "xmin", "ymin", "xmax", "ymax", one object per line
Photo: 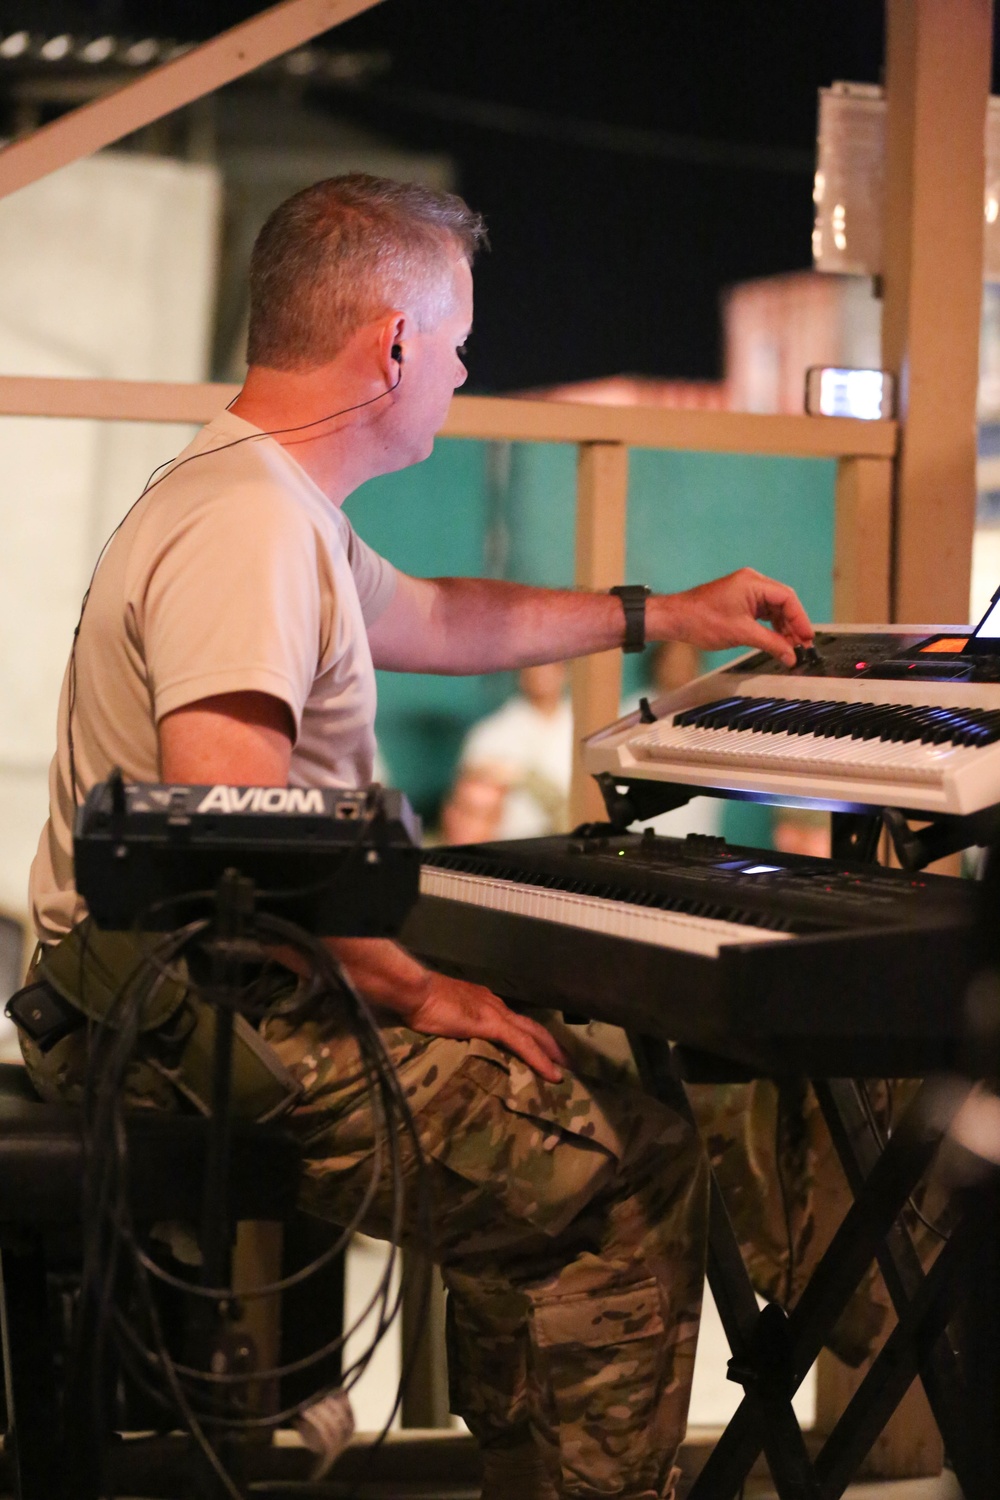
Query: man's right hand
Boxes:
[
  {"xmin": 404, "ymin": 970, "xmax": 568, "ymax": 1083},
  {"xmin": 329, "ymin": 935, "xmax": 568, "ymax": 1083},
  {"xmin": 651, "ymin": 567, "xmax": 814, "ymax": 667}
]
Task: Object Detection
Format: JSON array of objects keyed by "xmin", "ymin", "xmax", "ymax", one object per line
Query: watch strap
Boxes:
[{"xmin": 609, "ymin": 584, "xmax": 651, "ymax": 653}]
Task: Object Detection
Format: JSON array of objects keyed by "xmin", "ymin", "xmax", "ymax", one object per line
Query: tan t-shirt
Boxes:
[{"xmin": 30, "ymin": 411, "xmax": 398, "ymax": 941}]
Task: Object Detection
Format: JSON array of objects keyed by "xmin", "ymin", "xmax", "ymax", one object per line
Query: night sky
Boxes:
[
  {"xmin": 323, "ymin": 0, "xmax": 887, "ymax": 391},
  {"xmin": 0, "ymin": 1, "xmax": 929, "ymax": 390}
]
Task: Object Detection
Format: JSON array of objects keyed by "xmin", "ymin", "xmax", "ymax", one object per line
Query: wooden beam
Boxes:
[
  {"xmin": 569, "ymin": 443, "xmax": 629, "ymax": 826},
  {"xmin": 0, "ymin": 375, "xmax": 239, "ymax": 423},
  {"xmin": 832, "ymin": 456, "xmax": 893, "ymax": 622},
  {"xmin": 0, "ymin": 375, "xmax": 899, "ymax": 459},
  {"xmin": 0, "ymin": 0, "xmax": 385, "ymax": 201},
  {"xmin": 445, "ymin": 397, "xmax": 897, "ymax": 459},
  {"xmin": 882, "ymin": 0, "xmax": 993, "ymax": 624}
]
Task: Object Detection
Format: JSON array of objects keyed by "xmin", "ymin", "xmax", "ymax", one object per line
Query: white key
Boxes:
[{"xmin": 632, "ymin": 722, "xmax": 975, "ymax": 787}]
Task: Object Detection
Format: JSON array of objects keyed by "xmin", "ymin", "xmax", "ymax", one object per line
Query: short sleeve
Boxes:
[
  {"xmin": 339, "ymin": 512, "xmax": 398, "ymax": 627},
  {"xmin": 135, "ymin": 485, "xmax": 322, "ymax": 736}
]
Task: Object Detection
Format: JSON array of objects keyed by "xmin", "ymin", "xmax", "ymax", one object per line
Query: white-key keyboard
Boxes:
[
  {"xmin": 420, "ymin": 866, "xmax": 791, "ymax": 958},
  {"xmin": 584, "ymin": 627, "xmax": 1000, "ymax": 815}
]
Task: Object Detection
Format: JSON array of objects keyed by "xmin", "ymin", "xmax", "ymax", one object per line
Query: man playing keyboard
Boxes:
[{"xmin": 24, "ymin": 175, "xmax": 814, "ymax": 1500}]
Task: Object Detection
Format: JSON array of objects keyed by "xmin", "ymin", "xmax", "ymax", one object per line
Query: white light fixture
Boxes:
[
  {"xmin": 285, "ymin": 48, "xmax": 318, "ymax": 75},
  {"xmin": 39, "ymin": 33, "xmax": 72, "ymax": 61},
  {"xmin": 124, "ymin": 38, "xmax": 159, "ymax": 66},
  {"xmin": 805, "ymin": 366, "xmax": 895, "ymax": 421},
  {"xmin": 815, "ymin": 82, "xmax": 1000, "ymax": 280},
  {"xmin": 81, "ymin": 36, "xmax": 116, "ymax": 64},
  {"xmin": 0, "ymin": 30, "xmax": 29, "ymax": 58}
]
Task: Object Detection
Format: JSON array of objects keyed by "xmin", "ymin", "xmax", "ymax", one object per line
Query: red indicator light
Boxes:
[{"xmin": 855, "ymin": 661, "xmax": 867, "ymax": 670}]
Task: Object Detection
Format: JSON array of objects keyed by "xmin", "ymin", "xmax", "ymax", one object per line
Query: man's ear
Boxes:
[{"xmin": 379, "ymin": 314, "xmax": 407, "ymax": 383}]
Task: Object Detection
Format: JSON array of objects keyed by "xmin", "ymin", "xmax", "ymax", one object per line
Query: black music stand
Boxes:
[
  {"xmin": 618, "ymin": 802, "xmax": 986, "ymax": 1500},
  {"xmin": 72, "ymin": 778, "xmax": 422, "ymax": 1499},
  {"xmin": 628, "ymin": 1038, "xmax": 978, "ymax": 1500}
]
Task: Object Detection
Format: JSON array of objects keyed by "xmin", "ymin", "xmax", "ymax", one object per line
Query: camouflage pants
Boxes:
[
  {"xmin": 19, "ymin": 947, "xmax": 707, "ymax": 1498},
  {"xmin": 20, "ymin": 936, "xmax": 903, "ymax": 1490},
  {"xmin": 264, "ymin": 1008, "xmax": 710, "ymax": 1500},
  {"xmin": 688, "ymin": 1078, "xmax": 920, "ymax": 1368}
]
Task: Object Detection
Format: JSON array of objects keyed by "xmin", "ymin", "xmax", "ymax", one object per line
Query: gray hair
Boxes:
[{"xmin": 247, "ymin": 173, "xmax": 487, "ymax": 370}]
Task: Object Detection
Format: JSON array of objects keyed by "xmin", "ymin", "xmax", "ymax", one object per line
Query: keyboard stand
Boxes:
[{"xmin": 629, "ymin": 1035, "xmax": 979, "ymax": 1500}]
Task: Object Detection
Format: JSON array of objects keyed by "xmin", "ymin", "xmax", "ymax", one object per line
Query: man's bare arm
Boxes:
[
  {"xmin": 158, "ymin": 692, "xmax": 566, "ymax": 1082},
  {"xmin": 159, "ymin": 691, "xmax": 295, "ymax": 785},
  {"xmin": 367, "ymin": 567, "xmax": 814, "ymax": 674}
]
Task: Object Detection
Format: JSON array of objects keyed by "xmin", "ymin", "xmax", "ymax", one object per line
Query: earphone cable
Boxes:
[{"xmin": 66, "ymin": 363, "xmax": 402, "ymax": 809}]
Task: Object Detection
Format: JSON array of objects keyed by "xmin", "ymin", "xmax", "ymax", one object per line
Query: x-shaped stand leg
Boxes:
[
  {"xmin": 811, "ymin": 1078, "xmax": 978, "ymax": 1497},
  {"xmin": 628, "ymin": 1039, "xmax": 974, "ymax": 1500},
  {"xmin": 629, "ymin": 1038, "xmax": 820, "ymax": 1499}
]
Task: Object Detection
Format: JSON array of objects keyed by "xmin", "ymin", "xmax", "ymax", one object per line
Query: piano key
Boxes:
[
  {"xmin": 636, "ymin": 722, "xmax": 969, "ymax": 784},
  {"xmin": 674, "ymin": 697, "xmax": 746, "ymax": 729},
  {"xmin": 664, "ymin": 696, "xmax": 1000, "ymax": 751},
  {"xmin": 585, "ymin": 623, "xmax": 1000, "ymax": 815},
  {"xmin": 419, "ymin": 866, "xmax": 793, "ymax": 959},
  {"xmin": 750, "ymin": 700, "xmax": 803, "ymax": 733}
]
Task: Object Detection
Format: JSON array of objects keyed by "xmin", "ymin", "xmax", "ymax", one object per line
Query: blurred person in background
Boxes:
[
  {"xmin": 434, "ymin": 764, "xmax": 508, "ymax": 845},
  {"xmin": 456, "ymin": 661, "xmax": 573, "ymax": 839},
  {"xmin": 772, "ymin": 807, "xmax": 831, "ymax": 859}
]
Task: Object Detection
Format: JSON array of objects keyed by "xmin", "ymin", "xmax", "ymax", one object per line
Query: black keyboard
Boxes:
[{"xmin": 401, "ymin": 833, "xmax": 979, "ymax": 1077}]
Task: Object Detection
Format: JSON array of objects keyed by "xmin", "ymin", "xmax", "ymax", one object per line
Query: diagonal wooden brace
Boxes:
[{"xmin": 0, "ymin": 0, "xmax": 385, "ymax": 201}]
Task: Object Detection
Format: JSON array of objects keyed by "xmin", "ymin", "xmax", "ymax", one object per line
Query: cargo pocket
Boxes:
[
  {"xmin": 528, "ymin": 1277, "xmax": 671, "ymax": 1497},
  {"xmin": 421, "ymin": 1042, "xmax": 631, "ymax": 1239}
]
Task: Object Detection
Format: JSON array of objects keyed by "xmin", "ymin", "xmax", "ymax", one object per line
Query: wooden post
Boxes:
[
  {"xmin": 817, "ymin": 7, "xmax": 990, "ymax": 1464},
  {"xmin": 569, "ymin": 442, "xmax": 629, "ymax": 826},
  {"xmin": 881, "ymin": 0, "xmax": 993, "ymax": 625},
  {"xmin": 832, "ymin": 456, "xmax": 893, "ymax": 622},
  {"xmin": 400, "ymin": 1251, "xmax": 451, "ymax": 1428}
]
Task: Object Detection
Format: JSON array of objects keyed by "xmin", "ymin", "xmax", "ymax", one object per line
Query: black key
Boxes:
[
  {"xmin": 751, "ymin": 700, "xmax": 805, "ymax": 734},
  {"xmin": 827, "ymin": 701, "xmax": 884, "ymax": 738},
  {"xmin": 865, "ymin": 703, "xmax": 910, "ymax": 739},
  {"xmin": 873, "ymin": 705, "xmax": 914, "ymax": 741},
  {"xmin": 848, "ymin": 704, "xmax": 895, "ymax": 740},
  {"xmin": 731, "ymin": 699, "xmax": 785, "ymax": 729},
  {"xmin": 918, "ymin": 708, "xmax": 967, "ymax": 745},
  {"xmin": 783, "ymin": 700, "xmax": 839, "ymax": 736},
  {"xmin": 728, "ymin": 699, "xmax": 779, "ymax": 729},
  {"xmin": 807, "ymin": 701, "xmax": 867, "ymax": 737},
  {"xmin": 675, "ymin": 696, "xmax": 750, "ymax": 729},
  {"xmin": 968, "ymin": 718, "xmax": 1000, "ymax": 744},
  {"xmin": 809, "ymin": 700, "xmax": 873, "ymax": 738},
  {"xmin": 699, "ymin": 697, "xmax": 781, "ymax": 732},
  {"xmin": 698, "ymin": 697, "xmax": 762, "ymax": 730},
  {"xmin": 889, "ymin": 705, "xmax": 941, "ymax": 742}
]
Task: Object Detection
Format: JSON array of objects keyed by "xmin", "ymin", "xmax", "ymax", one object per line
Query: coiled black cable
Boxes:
[{"xmin": 72, "ymin": 899, "xmax": 431, "ymax": 1500}]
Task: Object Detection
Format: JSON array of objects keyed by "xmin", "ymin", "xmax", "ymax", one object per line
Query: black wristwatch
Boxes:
[{"xmin": 609, "ymin": 584, "xmax": 651, "ymax": 653}]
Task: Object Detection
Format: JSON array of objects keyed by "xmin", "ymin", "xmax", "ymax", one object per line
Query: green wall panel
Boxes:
[
  {"xmin": 627, "ymin": 449, "xmax": 836, "ymax": 847},
  {"xmin": 346, "ymin": 438, "xmax": 508, "ymax": 813}
]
